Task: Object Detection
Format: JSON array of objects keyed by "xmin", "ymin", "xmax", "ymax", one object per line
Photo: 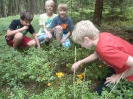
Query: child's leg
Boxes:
[
  {"xmin": 37, "ymin": 31, "xmax": 52, "ymax": 45},
  {"xmin": 62, "ymin": 34, "xmax": 71, "ymax": 47},
  {"xmin": 37, "ymin": 34, "xmax": 46, "ymax": 43},
  {"xmin": 94, "ymin": 67, "xmax": 115, "ymax": 95},
  {"xmin": 54, "ymin": 29, "xmax": 62, "ymax": 45},
  {"xmin": 13, "ymin": 33, "xmax": 23, "ymax": 50},
  {"xmin": 26, "ymin": 39, "xmax": 36, "ymax": 47}
]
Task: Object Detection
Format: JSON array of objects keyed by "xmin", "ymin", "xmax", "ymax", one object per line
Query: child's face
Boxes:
[
  {"xmin": 77, "ymin": 37, "xmax": 93, "ymax": 49},
  {"xmin": 20, "ymin": 19, "xmax": 31, "ymax": 26},
  {"xmin": 45, "ymin": 5, "xmax": 54, "ymax": 14},
  {"xmin": 58, "ymin": 9, "xmax": 67, "ymax": 19}
]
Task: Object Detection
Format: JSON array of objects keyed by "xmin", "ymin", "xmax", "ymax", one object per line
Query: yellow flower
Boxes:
[
  {"xmin": 48, "ymin": 65, "xmax": 51, "ymax": 68},
  {"xmin": 76, "ymin": 79, "xmax": 82, "ymax": 84},
  {"xmin": 98, "ymin": 65, "xmax": 102, "ymax": 68},
  {"xmin": 56, "ymin": 72, "xmax": 64, "ymax": 78},
  {"xmin": 66, "ymin": 64, "xmax": 69, "ymax": 67},
  {"xmin": 77, "ymin": 74, "xmax": 83, "ymax": 79},
  {"xmin": 81, "ymin": 72, "xmax": 85, "ymax": 76},
  {"xmin": 47, "ymin": 83, "xmax": 51, "ymax": 86},
  {"xmin": 48, "ymin": 64, "xmax": 52, "ymax": 68}
]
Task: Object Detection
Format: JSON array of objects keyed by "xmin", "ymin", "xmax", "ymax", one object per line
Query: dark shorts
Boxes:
[{"xmin": 5, "ymin": 36, "xmax": 32, "ymax": 47}]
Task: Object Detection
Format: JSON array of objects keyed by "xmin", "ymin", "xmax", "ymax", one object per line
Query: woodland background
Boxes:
[{"xmin": 0, "ymin": 0, "xmax": 133, "ymax": 25}]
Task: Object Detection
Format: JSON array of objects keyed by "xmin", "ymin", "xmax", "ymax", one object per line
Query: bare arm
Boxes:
[
  {"xmin": 50, "ymin": 25, "xmax": 62, "ymax": 34},
  {"xmin": 42, "ymin": 25, "xmax": 52, "ymax": 38},
  {"xmin": 32, "ymin": 33, "xmax": 40, "ymax": 49},
  {"xmin": 122, "ymin": 55, "xmax": 133, "ymax": 79},
  {"xmin": 6, "ymin": 26, "xmax": 28, "ymax": 36},
  {"xmin": 71, "ymin": 51, "xmax": 98, "ymax": 71},
  {"xmin": 105, "ymin": 55, "xmax": 133, "ymax": 84},
  {"xmin": 61, "ymin": 31, "xmax": 71, "ymax": 43}
]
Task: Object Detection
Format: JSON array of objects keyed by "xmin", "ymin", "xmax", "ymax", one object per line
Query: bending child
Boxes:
[
  {"xmin": 71, "ymin": 20, "xmax": 133, "ymax": 95},
  {"xmin": 37, "ymin": 0, "xmax": 57, "ymax": 45},
  {"xmin": 5, "ymin": 10, "xmax": 40, "ymax": 50},
  {"xmin": 50, "ymin": 3, "xmax": 73, "ymax": 47}
]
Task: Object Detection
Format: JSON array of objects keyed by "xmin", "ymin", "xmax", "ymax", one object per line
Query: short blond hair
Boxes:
[
  {"xmin": 45, "ymin": 0, "xmax": 55, "ymax": 6},
  {"xmin": 72, "ymin": 20, "xmax": 100, "ymax": 43},
  {"xmin": 57, "ymin": 3, "xmax": 67, "ymax": 11}
]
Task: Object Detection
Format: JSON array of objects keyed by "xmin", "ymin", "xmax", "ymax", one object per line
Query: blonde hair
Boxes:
[
  {"xmin": 57, "ymin": 3, "xmax": 67, "ymax": 11},
  {"xmin": 72, "ymin": 20, "xmax": 100, "ymax": 43},
  {"xmin": 45, "ymin": 0, "xmax": 55, "ymax": 6}
]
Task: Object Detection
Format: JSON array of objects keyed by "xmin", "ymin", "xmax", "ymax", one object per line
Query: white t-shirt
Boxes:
[{"xmin": 37, "ymin": 13, "xmax": 57, "ymax": 36}]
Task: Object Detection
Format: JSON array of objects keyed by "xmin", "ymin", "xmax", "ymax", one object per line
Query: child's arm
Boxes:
[
  {"xmin": 6, "ymin": 26, "xmax": 28, "ymax": 36},
  {"xmin": 50, "ymin": 25, "xmax": 62, "ymax": 34},
  {"xmin": 42, "ymin": 25, "xmax": 51, "ymax": 38},
  {"xmin": 123, "ymin": 55, "xmax": 133, "ymax": 79},
  {"xmin": 61, "ymin": 31, "xmax": 71, "ymax": 43},
  {"xmin": 32, "ymin": 33, "xmax": 40, "ymax": 49},
  {"xmin": 71, "ymin": 51, "xmax": 98, "ymax": 71},
  {"xmin": 105, "ymin": 55, "xmax": 133, "ymax": 84}
]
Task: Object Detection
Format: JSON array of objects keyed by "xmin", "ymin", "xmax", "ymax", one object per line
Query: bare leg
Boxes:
[
  {"xmin": 26, "ymin": 39, "xmax": 36, "ymax": 47},
  {"xmin": 13, "ymin": 33, "xmax": 23, "ymax": 50},
  {"xmin": 56, "ymin": 30, "xmax": 62, "ymax": 45}
]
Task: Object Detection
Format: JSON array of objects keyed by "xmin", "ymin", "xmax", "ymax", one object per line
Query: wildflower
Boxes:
[
  {"xmin": 98, "ymin": 65, "xmax": 102, "ymax": 68},
  {"xmin": 48, "ymin": 64, "xmax": 52, "ymax": 68},
  {"xmin": 48, "ymin": 65, "xmax": 51, "ymax": 68},
  {"xmin": 77, "ymin": 74, "xmax": 83, "ymax": 79},
  {"xmin": 47, "ymin": 83, "xmax": 51, "ymax": 86},
  {"xmin": 56, "ymin": 72, "xmax": 64, "ymax": 78},
  {"xmin": 66, "ymin": 64, "xmax": 69, "ymax": 67},
  {"xmin": 76, "ymin": 79, "xmax": 82, "ymax": 84},
  {"xmin": 81, "ymin": 72, "xmax": 85, "ymax": 76}
]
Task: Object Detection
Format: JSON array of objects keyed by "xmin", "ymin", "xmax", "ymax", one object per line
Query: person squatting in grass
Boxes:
[
  {"xmin": 50, "ymin": 3, "xmax": 73, "ymax": 47},
  {"xmin": 36, "ymin": 0, "xmax": 57, "ymax": 45},
  {"xmin": 71, "ymin": 20, "xmax": 133, "ymax": 95},
  {"xmin": 5, "ymin": 10, "xmax": 40, "ymax": 51}
]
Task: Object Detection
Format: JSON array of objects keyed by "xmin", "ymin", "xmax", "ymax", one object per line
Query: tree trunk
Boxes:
[
  {"xmin": 53, "ymin": 0, "xmax": 57, "ymax": 13},
  {"xmin": 93, "ymin": 0, "xmax": 103, "ymax": 26},
  {"xmin": 2, "ymin": 0, "xmax": 7, "ymax": 17}
]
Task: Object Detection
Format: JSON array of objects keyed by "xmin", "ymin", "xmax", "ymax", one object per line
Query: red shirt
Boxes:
[{"xmin": 96, "ymin": 32, "xmax": 133, "ymax": 82}]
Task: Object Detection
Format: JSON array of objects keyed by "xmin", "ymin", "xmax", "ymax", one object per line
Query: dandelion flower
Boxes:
[
  {"xmin": 66, "ymin": 64, "xmax": 69, "ymax": 67},
  {"xmin": 56, "ymin": 72, "xmax": 64, "ymax": 78},
  {"xmin": 76, "ymin": 79, "xmax": 82, "ymax": 84},
  {"xmin": 98, "ymin": 65, "xmax": 102, "ymax": 68},
  {"xmin": 47, "ymin": 83, "xmax": 51, "ymax": 86},
  {"xmin": 81, "ymin": 72, "xmax": 85, "ymax": 76},
  {"xmin": 77, "ymin": 74, "xmax": 83, "ymax": 79}
]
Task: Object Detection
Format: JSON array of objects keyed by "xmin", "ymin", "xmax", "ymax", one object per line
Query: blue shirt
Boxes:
[{"xmin": 50, "ymin": 15, "xmax": 73, "ymax": 34}]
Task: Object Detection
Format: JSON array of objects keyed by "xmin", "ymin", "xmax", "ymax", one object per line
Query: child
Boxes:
[
  {"xmin": 37, "ymin": 0, "xmax": 57, "ymax": 45},
  {"xmin": 71, "ymin": 20, "xmax": 133, "ymax": 95},
  {"xmin": 5, "ymin": 10, "xmax": 40, "ymax": 50},
  {"xmin": 50, "ymin": 3, "xmax": 73, "ymax": 47}
]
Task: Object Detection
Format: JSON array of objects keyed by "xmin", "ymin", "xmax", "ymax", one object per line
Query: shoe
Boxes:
[{"xmin": 45, "ymin": 41, "xmax": 50, "ymax": 46}]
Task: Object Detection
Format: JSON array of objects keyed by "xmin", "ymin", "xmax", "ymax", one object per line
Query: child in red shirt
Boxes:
[{"xmin": 71, "ymin": 20, "xmax": 133, "ymax": 95}]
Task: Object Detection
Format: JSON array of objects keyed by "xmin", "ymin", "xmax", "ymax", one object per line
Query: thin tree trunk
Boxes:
[{"xmin": 93, "ymin": 0, "xmax": 103, "ymax": 26}]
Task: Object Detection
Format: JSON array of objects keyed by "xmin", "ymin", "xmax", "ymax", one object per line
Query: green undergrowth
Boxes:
[{"xmin": 0, "ymin": 15, "xmax": 133, "ymax": 99}]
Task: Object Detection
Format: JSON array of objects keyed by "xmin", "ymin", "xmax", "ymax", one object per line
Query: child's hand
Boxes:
[
  {"xmin": 37, "ymin": 46, "xmax": 40, "ymax": 49},
  {"xmin": 55, "ymin": 25, "xmax": 63, "ymax": 31},
  {"xmin": 71, "ymin": 61, "xmax": 82, "ymax": 72},
  {"xmin": 22, "ymin": 26, "xmax": 29, "ymax": 30},
  {"xmin": 61, "ymin": 38, "xmax": 66, "ymax": 43},
  {"xmin": 46, "ymin": 31, "xmax": 52, "ymax": 38},
  {"xmin": 104, "ymin": 74, "xmax": 121, "ymax": 86}
]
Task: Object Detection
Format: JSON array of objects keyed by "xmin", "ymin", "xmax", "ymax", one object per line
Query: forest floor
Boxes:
[{"xmin": 99, "ymin": 23, "xmax": 133, "ymax": 44}]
